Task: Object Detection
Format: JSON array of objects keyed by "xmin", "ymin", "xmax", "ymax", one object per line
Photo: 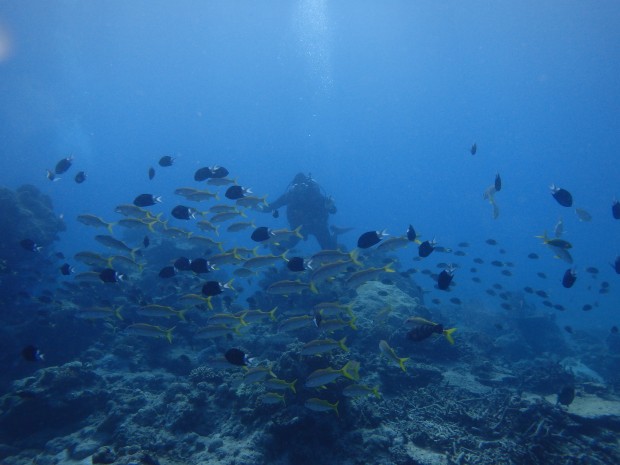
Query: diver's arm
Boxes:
[{"xmin": 262, "ymin": 193, "xmax": 288, "ymax": 212}]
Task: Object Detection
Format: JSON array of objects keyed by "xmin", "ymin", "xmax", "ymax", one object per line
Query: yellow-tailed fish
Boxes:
[{"xmin": 379, "ymin": 340, "xmax": 408, "ymax": 372}]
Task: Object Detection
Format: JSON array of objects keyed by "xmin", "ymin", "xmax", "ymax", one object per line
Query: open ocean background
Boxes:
[{"xmin": 2, "ymin": 1, "xmax": 619, "ymax": 329}]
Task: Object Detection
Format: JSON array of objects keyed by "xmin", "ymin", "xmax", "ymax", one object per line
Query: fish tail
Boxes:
[
  {"xmin": 372, "ymin": 386, "xmax": 381, "ymax": 398},
  {"xmin": 214, "ymin": 225, "xmax": 220, "ymax": 236},
  {"xmin": 339, "ymin": 336, "xmax": 349, "ymax": 352},
  {"xmin": 268, "ymin": 306, "xmax": 278, "ymax": 321},
  {"xmin": 293, "ymin": 225, "xmax": 303, "ymax": 239},
  {"xmin": 289, "ymin": 379, "xmax": 297, "ymax": 394},
  {"xmin": 332, "ymin": 400, "xmax": 340, "ymax": 416},
  {"xmin": 309, "ymin": 281, "xmax": 318, "ymax": 294},
  {"xmin": 224, "ymin": 278, "xmax": 235, "ymax": 292},
  {"xmin": 398, "ymin": 357, "xmax": 409, "ymax": 373},
  {"xmin": 348, "ymin": 315, "xmax": 358, "ymax": 331},
  {"xmin": 178, "ymin": 310, "xmax": 187, "ymax": 322},
  {"xmin": 443, "ymin": 327, "xmax": 457, "ymax": 345},
  {"xmin": 207, "ymin": 297, "xmax": 213, "ymax": 310},
  {"xmin": 233, "ymin": 324, "xmax": 243, "ymax": 335},
  {"xmin": 147, "ymin": 221, "xmax": 156, "ymax": 233},
  {"xmin": 384, "ymin": 262, "xmax": 396, "ymax": 273},
  {"xmin": 114, "ymin": 305, "xmax": 124, "ymax": 321},
  {"xmin": 349, "ymin": 248, "xmax": 362, "ymax": 266},
  {"xmin": 165, "ymin": 326, "xmax": 176, "ymax": 344},
  {"xmin": 107, "ymin": 223, "xmax": 115, "ymax": 234},
  {"xmin": 342, "ymin": 361, "xmax": 360, "ymax": 382}
]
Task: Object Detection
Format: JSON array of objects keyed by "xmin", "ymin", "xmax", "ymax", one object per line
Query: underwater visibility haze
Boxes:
[{"xmin": 1, "ymin": 2, "xmax": 620, "ymax": 464}]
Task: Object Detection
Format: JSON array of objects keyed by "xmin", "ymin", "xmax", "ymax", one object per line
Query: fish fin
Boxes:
[{"xmin": 443, "ymin": 328, "xmax": 456, "ymax": 345}]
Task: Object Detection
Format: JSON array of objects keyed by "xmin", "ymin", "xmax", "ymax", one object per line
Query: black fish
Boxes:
[
  {"xmin": 171, "ymin": 205, "xmax": 196, "ymax": 220},
  {"xmin": 148, "ymin": 167, "xmax": 155, "ymax": 180},
  {"xmin": 225, "ymin": 185, "xmax": 250, "ymax": 200},
  {"xmin": 612, "ymin": 326, "xmax": 619, "ymax": 334},
  {"xmin": 190, "ymin": 258, "xmax": 212, "ymax": 274},
  {"xmin": 59, "ymin": 263, "xmax": 73, "ymax": 276},
  {"xmin": 485, "ymin": 239, "xmax": 498, "ymax": 245},
  {"xmin": 357, "ymin": 230, "xmax": 385, "ymax": 249},
  {"xmin": 20, "ymin": 239, "xmax": 41, "ymax": 252},
  {"xmin": 406, "ymin": 224, "xmax": 417, "ymax": 242},
  {"xmin": 99, "ymin": 268, "xmax": 124, "ymax": 283},
  {"xmin": 470, "ymin": 143, "xmax": 477, "ymax": 155},
  {"xmin": 494, "ymin": 173, "xmax": 502, "ymax": 192},
  {"xmin": 55, "ymin": 156, "xmax": 73, "ymax": 174},
  {"xmin": 491, "ymin": 260, "xmax": 503, "ymax": 267},
  {"xmin": 582, "ymin": 304, "xmax": 593, "ymax": 311},
  {"xmin": 158, "ymin": 266, "xmax": 176, "ymax": 279},
  {"xmin": 287, "ymin": 256, "xmax": 309, "ymax": 272},
  {"xmin": 194, "ymin": 167, "xmax": 212, "ymax": 181},
  {"xmin": 555, "ymin": 303, "xmax": 566, "ymax": 311},
  {"xmin": 202, "ymin": 280, "xmax": 231, "ymax": 297},
  {"xmin": 21, "ymin": 345, "xmax": 44, "ymax": 362},
  {"xmin": 450, "ymin": 297, "xmax": 462, "ymax": 305},
  {"xmin": 550, "ymin": 185, "xmax": 573, "ymax": 207},
  {"xmin": 437, "ymin": 269, "xmax": 454, "ymax": 290},
  {"xmin": 613, "ymin": 199, "xmax": 620, "ymax": 220},
  {"xmin": 407, "ymin": 324, "xmax": 444, "ymax": 342},
  {"xmin": 564, "ymin": 326, "xmax": 573, "ymax": 334},
  {"xmin": 528, "ymin": 253, "xmax": 539, "ymax": 259},
  {"xmin": 74, "ymin": 171, "xmax": 87, "ymax": 183},
  {"xmin": 158, "ymin": 155, "xmax": 174, "ymax": 167},
  {"xmin": 557, "ymin": 385, "xmax": 575, "ymax": 407},
  {"xmin": 133, "ymin": 194, "xmax": 161, "ymax": 207},
  {"xmin": 225, "ymin": 348, "xmax": 248, "ymax": 366},
  {"xmin": 418, "ymin": 240, "xmax": 435, "ymax": 258},
  {"xmin": 143, "ymin": 236, "xmax": 150, "ymax": 248},
  {"xmin": 272, "ymin": 209, "xmax": 279, "ymax": 219},
  {"xmin": 174, "ymin": 257, "xmax": 192, "ymax": 271},
  {"xmin": 251, "ymin": 226, "xmax": 273, "ymax": 242}
]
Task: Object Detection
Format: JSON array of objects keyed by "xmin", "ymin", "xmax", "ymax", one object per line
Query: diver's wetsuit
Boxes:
[{"xmin": 265, "ymin": 175, "xmax": 337, "ymax": 250}]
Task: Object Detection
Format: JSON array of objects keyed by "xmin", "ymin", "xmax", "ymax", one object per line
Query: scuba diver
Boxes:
[{"xmin": 261, "ymin": 173, "xmax": 337, "ymax": 250}]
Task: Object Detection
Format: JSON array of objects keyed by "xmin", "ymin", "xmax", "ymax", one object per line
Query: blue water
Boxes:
[
  {"xmin": 2, "ymin": 1, "xmax": 618, "ymax": 326},
  {"xmin": 1, "ymin": 2, "xmax": 620, "ymax": 461}
]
